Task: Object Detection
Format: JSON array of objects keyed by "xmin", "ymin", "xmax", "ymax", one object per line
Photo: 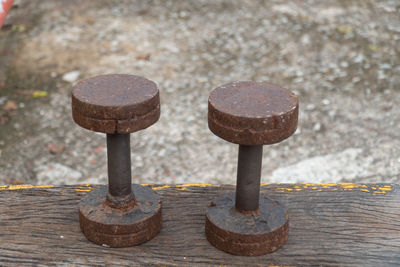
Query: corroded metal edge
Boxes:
[
  {"xmin": 78, "ymin": 185, "xmax": 162, "ymax": 247},
  {"xmin": 79, "ymin": 207, "xmax": 162, "ymax": 248},
  {"xmin": 207, "ymin": 81, "xmax": 299, "ymax": 145},
  {"xmin": 204, "ymin": 194, "xmax": 289, "ymax": 256},
  {"xmin": 208, "ymin": 103, "xmax": 298, "ymax": 145},
  {"xmin": 205, "ymin": 214, "xmax": 288, "ymax": 256},
  {"xmin": 72, "ymin": 105, "xmax": 160, "ymax": 134},
  {"xmin": 71, "ymin": 74, "xmax": 159, "ymax": 120}
]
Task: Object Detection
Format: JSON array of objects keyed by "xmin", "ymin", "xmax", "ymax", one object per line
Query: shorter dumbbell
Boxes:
[
  {"xmin": 205, "ymin": 81, "xmax": 298, "ymax": 256},
  {"xmin": 72, "ymin": 74, "xmax": 162, "ymax": 247}
]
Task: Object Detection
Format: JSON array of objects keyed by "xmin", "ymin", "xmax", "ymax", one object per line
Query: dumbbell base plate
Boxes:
[
  {"xmin": 205, "ymin": 193, "xmax": 288, "ymax": 256},
  {"xmin": 79, "ymin": 184, "xmax": 161, "ymax": 247}
]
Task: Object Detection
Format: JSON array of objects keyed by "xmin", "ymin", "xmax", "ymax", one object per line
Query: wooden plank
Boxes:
[{"xmin": 0, "ymin": 183, "xmax": 399, "ymax": 266}]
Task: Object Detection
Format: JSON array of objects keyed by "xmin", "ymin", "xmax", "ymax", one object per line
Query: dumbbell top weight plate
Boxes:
[
  {"xmin": 72, "ymin": 74, "xmax": 160, "ymax": 134},
  {"xmin": 208, "ymin": 81, "xmax": 298, "ymax": 145}
]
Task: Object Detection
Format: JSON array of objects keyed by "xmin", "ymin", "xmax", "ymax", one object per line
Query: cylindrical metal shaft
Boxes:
[
  {"xmin": 107, "ymin": 133, "xmax": 132, "ymax": 198},
  {"xmin": 235, "ymin": 145, "xmax": 263, "ymax": 212}
]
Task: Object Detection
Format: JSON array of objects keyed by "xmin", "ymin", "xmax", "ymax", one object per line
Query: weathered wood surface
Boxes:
[{"xmin": 0, "ymin": 183, "xmax": 399, "ymax": 266}]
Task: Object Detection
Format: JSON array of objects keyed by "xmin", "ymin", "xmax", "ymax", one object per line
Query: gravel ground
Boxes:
[{"xmin": 0, "ymin": 0, "xmax": 399, "ymax": 186}]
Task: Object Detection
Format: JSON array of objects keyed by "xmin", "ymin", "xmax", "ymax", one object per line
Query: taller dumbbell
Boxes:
[
  {"xmin": 205, "ymin": 81, "xmax": 298, "ymax": 256},
  {"xmin": 72, "ymin": 74, "xmax": 162, "ymax": 247}
]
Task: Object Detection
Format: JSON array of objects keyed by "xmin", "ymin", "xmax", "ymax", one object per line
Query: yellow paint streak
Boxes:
[
  {"xmin": 151, "ymin": 185, "xmax": 171, "ymax": 190},
  {"xmin": 152, "ymin": 183, "xmax": 218, "ymax": 190},
  {"xmin": 0, "ymin": 183, "xmax": 392, "ymax": 197},
  {"xmin": 276, "ymin": 188, "xmax": 294, "ymax": 192},
  {"xmin": 339, "ymin": 183, "xmax": 367, "ymax": 190},
  {"xmin": 321, "ymin": 183, "xmax": 337, "ymax": 188},
  {"xmin": 1, "ymin": 184, "xmax": 54, "ymax": 190},
  {"xmin": 371, "ymin": 186, "xmax": 393, "ymax": 195},
  {"xmin": 248, "ymin": 182, "xmax": 392, "ymax": 195},
  {"xmin": 175, "ymin": 183, "xmax": 219, "ymax": 191},
  {"xmin": 176, "ymin": 183, "xmax": 214, "ymax": 188},
  {"xmin": 74, "ymin": 184, "xmax": 95, "ymax": 192},
  {"xmin": 378, "ymin": 187, "xmax": 392, "ymax": 191}
]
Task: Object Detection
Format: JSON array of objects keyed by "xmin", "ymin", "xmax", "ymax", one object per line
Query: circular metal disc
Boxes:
[
  {"xmin": 72, "ymin": 74, "xmax": 160, "ymax": 134},
  {"xmin": 208, "ymin": 81, "xmax": 298, "ymax": 145},
  {"xmin": 79, "ymin": 184, "xmax": 162, "ymax": 247},
  {"xmin": 205, "ymin": 193, "xmax": 289, "ymax": 256}
]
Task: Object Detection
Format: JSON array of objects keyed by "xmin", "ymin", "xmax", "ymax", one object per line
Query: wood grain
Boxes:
[{"xmin": 0, "ymin": 183, "xmax": 399, "ymax": 266}]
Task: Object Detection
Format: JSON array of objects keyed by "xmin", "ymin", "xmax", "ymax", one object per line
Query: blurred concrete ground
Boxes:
[{"xmin": 0, "ymin": 0, "xmax": 399, "ymax": 185}]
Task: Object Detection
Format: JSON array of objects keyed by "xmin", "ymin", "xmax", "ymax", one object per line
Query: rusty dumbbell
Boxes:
[
  {"xmin": 205, "ymin": 81, "xmax": 298, "ymax": 256},
  {"xmin": 71, "ymin": 74, "xmax": 162, "ymax": 247}
]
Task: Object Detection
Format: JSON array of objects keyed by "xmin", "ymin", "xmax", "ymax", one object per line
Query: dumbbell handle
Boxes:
[
  {"xmin": 235, "ymin": 145, "xmax": 263, "ymax": 212},
  {"xmin": 106, "ymin": 133, "xmax": 133, "ymax": 204}
]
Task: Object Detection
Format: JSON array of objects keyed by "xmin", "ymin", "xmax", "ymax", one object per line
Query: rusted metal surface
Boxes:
[
  {"xmin": 235, "ymin": 145, "xmax": 263, "ymax": 212},
  {"xmin": 208, "ymin": 81, "xmax": 298, "ymax": 145},
  {"xmin": 72, "ymin": 74, "xmax": 160, "ymax": 134},
  {"xmin": 79, "ymin": 185, "xmax": 162, "ymax": 248},
  {"xmin": 72, "ymin": 74, "xmax": 162, "ymax": 247},
  {"xmin": 206, "ymin": 81, "xmax": 298, "ymax": 256},
  {"xmin": 107, "ymin": 133, "xmax": 132, "ymax": 201},
  {"xmin": 205, "ymin": 193, "xmax": 289, "ymax": 256}
]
